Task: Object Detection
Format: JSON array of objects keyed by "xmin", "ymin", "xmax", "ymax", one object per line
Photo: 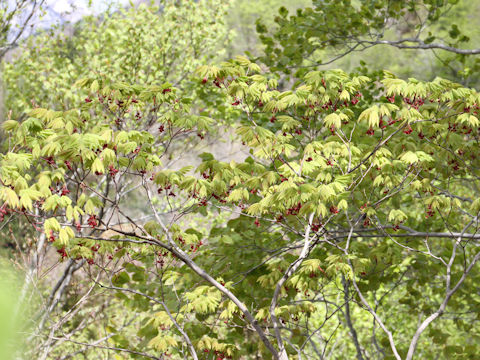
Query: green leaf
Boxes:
[
  {"xmin": 0, "ymin": 187, "xmax": 19, "ymax": 208},
  {"xmin": 112, "ymin": 271, "xmax": 130, "ymax": 286},
  {"xmin": 1, "ymin": 120, "xmax": 19, "ymax": 131},
  {"xmin": 91, "ymin": 158, "xmax": 105, "ymax": 174},
  {"xmin": 44, "ymin": 218, "xmax": 61, "ymax": 233}
]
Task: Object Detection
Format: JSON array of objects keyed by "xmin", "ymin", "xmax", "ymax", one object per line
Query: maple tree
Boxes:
[{"xmin": 1, "ymin": 1, "xmax": 480, "ymax": 360}]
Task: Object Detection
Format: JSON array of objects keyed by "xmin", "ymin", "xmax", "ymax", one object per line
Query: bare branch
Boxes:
[
  {"xmin": 97, "ymin": 283, "xmax": 199, "ymax": 360},
  {"xmin": 363, "ymin": 38, "xmax": 480, "ymax": 55},
  {"xmin": 341, "ymin": 275, "xmax": 364, "ymax": 360},
  {"xmin": 142, "ymin": 181, "xmax": 280, "ymax": 358},
  {"xmin": 269, "ymin": 213, "xmax": 315, "ymax": 360}
]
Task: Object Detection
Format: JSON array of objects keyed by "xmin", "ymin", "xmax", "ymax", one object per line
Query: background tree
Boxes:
[
  {"xmin": 256, "ymin": 0, "xmax": 480, "ymax": 85},
  {"xmin": 225, "ymin": 0, "xmax": 309, "ymax": 57},
  {"xmin": 0, "ymin": 0, "xmax": 46, "ymax": 59}
]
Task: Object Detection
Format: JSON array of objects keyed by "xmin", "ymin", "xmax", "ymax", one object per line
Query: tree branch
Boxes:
[
  {"xmin": 98, "ymin": 283, "xmax": 198, "ymax": 360},
  {"xmin": 363, "ymin": 38, "xmax": 480, "ymax": 55},
  {"xmin": 142, "ymin": 181, "xmax": 280, "ymax": 359},
  {"xmin": 269, "ymin": 213, "xmax": 315, "ymax": 360},
  {"xmin": 342, "ymin": 275, "xmax": 364, "ymax": 360}
]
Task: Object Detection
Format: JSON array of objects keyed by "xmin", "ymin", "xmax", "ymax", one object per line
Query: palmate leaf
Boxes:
[
  {"xmin": 399, "ymin": 151, "xmax": 419, "ymax": 164},
  {"xmin": 0, "ymin": 187, "xmax": 19, "ymax": 208},
  {"xmin": 58, "ymin": 227, "xmax": 75, "ymax": 245},
  {"xmin": 358, "ymin": 105, "xmax": 380, "ymax": 127},
  {"xmin": 457, "ymin": 113, "xmax": 480, "ymax": 127},
  {"xmin": 44, "ymin": 217, "xmax": 60, "ymax": 233},
  {"xmin": 1, "ymin": 120, "xmax": 19, "ymax": 131},
  {"xmin": 91, "ymin": 158, "xmax": 105, "ymax": 174},
  {"xmin": 324, "ymin": 113, "xmax": 342, "ymax": 128}
]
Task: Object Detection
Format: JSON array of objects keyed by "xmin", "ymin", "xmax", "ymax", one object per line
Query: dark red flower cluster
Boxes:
[
  {"xmin": 329, "ymin": 206, "xmax": 339, "ymax": 214},
  {"xmin": 108, "ymin": 165, "xmax": 119, "ymax": 177},
  {"xmin": 87, "ymin": 215, "xmax": 98, "ymax": 228},
  {"xmin": 403, "ymin": 96, "xmax": 424, "ymax": 109},
  {"xmin": 403, "ymin": 125, "xmax": 413, "ymax": 134},
  {"xmin": 0, "ymin": 204, "xmax": 9, "ymax": 222},
  {"xmin": 57, "ymin": 246, "xmax": 67, "ymax": 258},
  {"xmin": 286, "ymin": 202, "xmax": 302, "ymax": 216}
]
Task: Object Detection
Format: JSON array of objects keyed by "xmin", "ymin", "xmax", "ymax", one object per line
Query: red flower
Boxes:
[
  {"xmin": 61, "ymin": 186, "xmax": 70, "ymax": 196},
  {"xmin": 403, "ymin": 125, "xmax": 413, "ymax": 134},
  {"xmin": 108, "ymin": 165, "xmax": 119, "ymax": 177},
  {"xmin": 87, "ymin": 215, "xmax": 98, "ymax": 228}
]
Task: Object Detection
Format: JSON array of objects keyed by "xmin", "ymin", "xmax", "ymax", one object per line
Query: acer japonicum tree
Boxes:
[{"xmin": 2, "ymin": 45, "xmax": 480, "ymax": 360}]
